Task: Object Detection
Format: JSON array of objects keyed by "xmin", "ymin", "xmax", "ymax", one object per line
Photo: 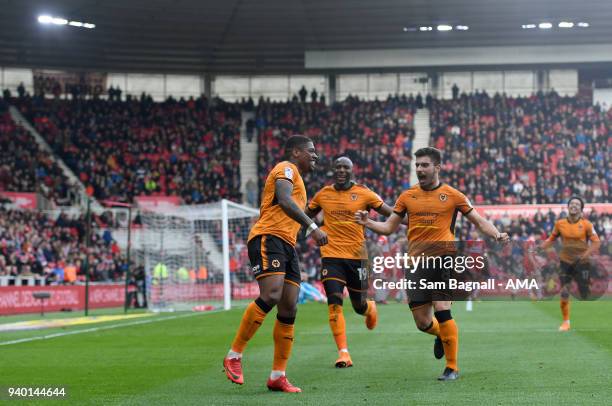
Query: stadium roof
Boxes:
[{"xmin": 1, "ymin": 0, "xmax": 612, "ymax": 74}]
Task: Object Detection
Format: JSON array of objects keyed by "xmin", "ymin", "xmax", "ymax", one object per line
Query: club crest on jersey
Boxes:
[
  {"xmin": 351, "ymin": 193, "xmax": 358, "ymax": 201},
  {"xmin": 439, "ymin": 193, "xmax": 448, "ymax": 202},
  {"xmin": 322, "ymin": 269, "xmax": 328, "ymax": 276},
  {"xmin": 272, "ymin": 259, "xmax": 281, "ymax": 268},
  {"xmin": 284, "ymin": 167, "xmax": 294, "ymax": 180}
]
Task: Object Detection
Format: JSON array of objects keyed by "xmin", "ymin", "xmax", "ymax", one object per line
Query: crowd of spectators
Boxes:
[
  {"xmin": 15, "ymin": 94, "xmax": 242, "ymax": 204},
  {"xmin": 255, "ymin": 91, "xmax": 611, "ymax": 281},
  {"xmin": 456, "ymin": 209, "xmax": 612, "ymax": 242},
  {"xmin": 1, "ymin": 87, "xmax": 611, "ymax": 284},
  {"xmin": 0, "ymin": 206, "xmax": 129, "ymax": 284},
  {"xmin": 256, "ymin": 94, "xmax": 417, "ymax": 203},
  {"xmin": 256, "ymin": 94, "xmax": 418, "ymax": 278},
  {"xmin": 0, "ymin": 99, "xmax": 75, "ymax": 205},
  {"xmin": 6, "ymin": 88, "xmax": 610, "ymax": 209},
  {"xmin": 430, "ymin": 91, "xmax": 611, "ymax": 204},
  {"xmin": 33, "ymin": 75, "xmax": 106, "ymax": 100}
]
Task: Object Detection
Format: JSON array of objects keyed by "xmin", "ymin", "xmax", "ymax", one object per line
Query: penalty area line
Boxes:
[{"xmin": 0, "ymin": 310, "xmax": 224, "ymax": 347}]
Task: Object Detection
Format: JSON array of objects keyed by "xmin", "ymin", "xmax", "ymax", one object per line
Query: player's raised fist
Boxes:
[
  {"xmin": 354, "ymin": 210, "xmax": 369, "ymax": 225},
  {"xmin": 311, "ymin": 228, "xmax": 328, "ymax": 246}
]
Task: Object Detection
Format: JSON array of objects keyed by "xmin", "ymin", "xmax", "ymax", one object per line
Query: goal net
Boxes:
[{"xmin": 134, "ymin": 200, "xmax": 259, "ymax": 312}]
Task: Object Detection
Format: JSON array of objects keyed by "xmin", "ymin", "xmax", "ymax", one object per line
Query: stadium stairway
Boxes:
[
  {"xmin": 410, "ymin": 108, "xmax": 431, "ymax": 186},
  {"xmin": 9, "ymin": 106, "xmax": 102, "ymax": 211},
  {"xmin": 239, "ymin": 111, "xmax": 258, "ymax": 207}
]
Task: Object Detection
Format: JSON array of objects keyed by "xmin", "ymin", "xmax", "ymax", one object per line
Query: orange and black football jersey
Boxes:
[
  {"xmin": 547, "ymin": 218, "xmax": 599, "ymax": 263},
  {"xmin": 248, "ymin": 161, "xmax": 306, "ymax": 247},
  {"xmin": 393, "ymin": 183, "xmax": 473, "ymax": 256},
  {"xmin": 308, "ymin": 183, "xmax": 384, "ymax": 259}
]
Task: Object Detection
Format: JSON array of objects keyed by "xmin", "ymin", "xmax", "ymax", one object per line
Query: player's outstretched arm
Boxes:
[
  {"xmin": 275, "ymin": 179, "xmax": 327, "ymax": 246},
  {"xmin": 580, "ymin": 225, "xmax": 601, "ymax": 261},
  {"xmin": 375, "ymin": 203, "xmax": 408, "ymax": 225},
  {"xmin": 465, "ymin": 210, "xmax": 510, "ymax": 242},
  {"xmin": 354, "ymin": 210, "xmax": 402, "ymax": 236},
  {"xmin": 540, "ymin": 240, "xmax": 553, "ymax": 249},
  {"xmin": 540, "ymin": 237, "xmax": 555, "ymax": 251},
  {"xmin": 539, "ymin": 222, "xmax": 559, "ymax": 251}
]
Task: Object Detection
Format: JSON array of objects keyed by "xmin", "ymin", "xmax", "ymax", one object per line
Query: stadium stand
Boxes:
[
  {"xmin": 256, "ymin": 94, "xmax": 417, "ymax": 280},
  {"xmin": 0, "ymin": 99, "xmax": 75, "ymax": 205},
  {"xmin": 256, "ymin": 91, "xmax": 611, "ymax": 280},
  {"xmin": 430, "ymin": 91, "xmax": 611, "ymax": 204},
  {"xmin": 2, "ymin": 90, "xmax": 610, "ymax": 282},
  {"xmin": 0, "ymin": 207, "xmax": 128, "ymax": 283},
  {"xmin": 14, "ymin": 95, "xmax": 242, "ymax": 204},
  {"xmin": 256, "ymin": 94, "xmax": 417, "ymax": 202}
]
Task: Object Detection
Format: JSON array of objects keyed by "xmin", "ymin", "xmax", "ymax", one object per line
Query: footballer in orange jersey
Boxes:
[
  {"xmin": 305, "ymin": 156, "xmax": 396, "ymax": 368},
  {"xmin": 223, "ymin": 135, "xmax": 328, "ymax": 393},
  {"xmin": 356, "ymin": 147, "xmax": 509, "ymax": 381},
  {"xmin": 541, "ymin": 196, "xmax": 601, "ymax": 331}
]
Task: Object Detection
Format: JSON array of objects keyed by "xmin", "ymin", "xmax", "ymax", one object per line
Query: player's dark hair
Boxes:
[
  {"xmin": 567, "ymin": 195, "xmax": 584, "ymax": 210},
  {"xmin": 414, "ymin": 147, "xmax": 442, "ymax": 165},
  {"xmin": 284, "ymin": 135, "xmax": 313, "ymax": 158}
]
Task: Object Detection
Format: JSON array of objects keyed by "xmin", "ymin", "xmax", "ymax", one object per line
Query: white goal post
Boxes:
[
  {"xmin": 133, "ymin": 199, "xmax": 259, "ymax": 312},
  {"xmin": 221, "ymin": 199, "xmax": 260, "ymax": 310}
]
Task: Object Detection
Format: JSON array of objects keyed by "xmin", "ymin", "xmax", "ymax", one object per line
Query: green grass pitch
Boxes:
[{"xmin": 1, "ymin": 300, "xmax": 610, "ymax": 405}]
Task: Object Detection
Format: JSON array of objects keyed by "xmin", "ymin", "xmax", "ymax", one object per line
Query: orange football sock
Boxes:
[
  {"xmin": 272, "ymin": 319, "xmax": 295, "ymax": 371},
  {"xmin": 560, "ymin": 299, "xmax": 570, "ymax": 322},
  {"xmin": 439, "ymin": 319, "xmax": 459, "ymax": 371},
  {"xmin": 230, "ymin": 301, "xmax": 268, "ymax": 353},
  {"xmin": 328, "ymin": 304, "xmax": 348, "ymax": 351},
  {"xmin": 424, "ymin": 318, "xmax": 440, "ymax": 337}
]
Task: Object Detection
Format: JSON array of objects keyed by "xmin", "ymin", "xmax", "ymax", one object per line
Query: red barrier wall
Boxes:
[{"xmin": 0, "ymin": 284, "xmax": 125, "ymax": 315}]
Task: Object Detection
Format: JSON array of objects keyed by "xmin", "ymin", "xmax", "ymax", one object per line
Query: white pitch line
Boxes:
[
  {"xmin": 0, "ymin": 310, "xmax": 223, "ymax": 347},
  {"xmin": 298, "ymin": 328, "xmax": 612, "ymax": 335}
]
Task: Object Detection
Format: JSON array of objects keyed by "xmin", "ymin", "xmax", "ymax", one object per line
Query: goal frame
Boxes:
[{"xmin": 221, "ymin": 199, "xmax": 259, "ymax": 310}]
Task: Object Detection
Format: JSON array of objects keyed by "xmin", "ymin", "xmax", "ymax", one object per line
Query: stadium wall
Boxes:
[
  {"xmin": 106, "ymin": 73, "xmax": 205, "ymax": 102},
  {"xmin": 0, "ymin": 282, "xmax": 263, "ymax": 315},
  {"xmin": 305, "ymin": 44, "xmax": 612, "ymax": 69},
  {"xmin": 0, "ymin": 67, "xmax": 33, "ymax": 94},
  {"xmin": 2, "ymin": 66, "xmax": 582, "ymax": 102},
  {"xmin": 0, "ymin": 284, "xmax": 126, "ymax": 315}
]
